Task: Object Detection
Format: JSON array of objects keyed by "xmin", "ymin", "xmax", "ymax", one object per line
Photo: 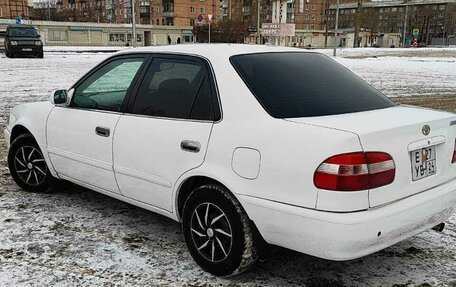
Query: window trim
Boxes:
[
  {"xmin": 69, "ymin": 54, "xmax": 150, "ymax": 113},
  {"xmin": 125, "ymin": 53, "xmax": 222, "ymax": 123}
]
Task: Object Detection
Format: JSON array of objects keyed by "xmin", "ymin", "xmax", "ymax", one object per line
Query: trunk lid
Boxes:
[{"xmin": 287, "ymin": 106, "xmax": 456, "ymax": 207}]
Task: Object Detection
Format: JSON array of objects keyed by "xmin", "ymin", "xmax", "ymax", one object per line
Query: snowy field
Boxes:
[{"xmin": 0, "ymin": 47, "xmax": 455, "ymax": 286}]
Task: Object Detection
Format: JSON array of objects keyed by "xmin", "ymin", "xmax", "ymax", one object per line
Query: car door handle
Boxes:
[
  {"xmin": 181, "ymin": 140, "xmax": 201, "ymax": 153},
  {"xmin": 95, "ymin": 126, "xmax": 110, "ymax": 137}
]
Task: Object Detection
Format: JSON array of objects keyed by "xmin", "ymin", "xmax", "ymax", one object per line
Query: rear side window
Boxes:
[
  {"xmin": 230, "ymin": 52, "xmax": 394, "ymax": 118},
  {"xmin": 131, "ymin": 57, "xmax": 215, "ymax": 121}
]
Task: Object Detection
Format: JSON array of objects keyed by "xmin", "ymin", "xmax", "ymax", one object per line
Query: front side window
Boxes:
[
  {"xmin": 131, "ymin": 57, "xmax": 215, "ymax": 121},
  {"xmin": 72, "ymin": 57, "xmax": 145, "ymax": 112},
  {"xmin": 230, "ymin": 52, "xmax": 394, "ymax": 118}
]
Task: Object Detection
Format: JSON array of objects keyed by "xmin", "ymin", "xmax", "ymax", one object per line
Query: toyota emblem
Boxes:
[{"xmin": 422, "ymin": 125, "xmax": 430, "ymax": 136}]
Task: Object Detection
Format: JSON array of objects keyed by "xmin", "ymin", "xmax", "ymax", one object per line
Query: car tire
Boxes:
[
  {"xmin": 182, "ymin": 184, "xmax": 258, "ymax": 276},
  {"xmin": 7, "ymin": 133, "xmax": 53, "ymax": 192},
  {"xmin": 37, "ymin": 52, "xmax": 44, "ymax": 58},
  {"xmin": 5, "ymin": 50, "xmax": 11, "ymax": 58}
]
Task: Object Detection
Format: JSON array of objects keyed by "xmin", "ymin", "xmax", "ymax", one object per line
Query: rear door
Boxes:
[
  {"xmin": 113, "ymin": 54, "xmax": 220, "ymax": 211},
  {"xmin": 47, "ymin": 55, "xmax": 147, "ymax": 193}
]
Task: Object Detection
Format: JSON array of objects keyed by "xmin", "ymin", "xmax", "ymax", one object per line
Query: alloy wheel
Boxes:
[
  {"xmin": 14, "ymin": 145, "xmax": 48, "ymax": 186},
  {"xmin": 190, "ymin": 202, "xmax": 233, "ymax": 262}
]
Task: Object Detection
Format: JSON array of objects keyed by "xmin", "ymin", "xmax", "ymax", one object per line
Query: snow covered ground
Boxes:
[{"xmin": 0, "ymin": 47, "xmax": 455, "ymax": 286}]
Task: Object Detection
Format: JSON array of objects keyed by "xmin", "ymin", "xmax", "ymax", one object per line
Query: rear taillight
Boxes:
[
  {"xmin": 314, "ymin": 152, "xmax": 395, "ymax": 191},
  {"xmin": 452, "ymin": 139, "xmax": 456, "ymax": 163}
]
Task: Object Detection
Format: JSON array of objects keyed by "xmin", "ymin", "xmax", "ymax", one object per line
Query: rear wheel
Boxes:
[
  {"xmin": 8, "ymin": 134, "xmax": 52, "ymax": 192},
  {"xmin": 182, "ymin": 184, "xmax": 258, "ymax": 276},
  {"xmin": 37, "ymin": 52, "xmax": 44, "ymax": 58}
]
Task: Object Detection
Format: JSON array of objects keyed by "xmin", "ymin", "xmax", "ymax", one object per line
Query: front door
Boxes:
[
  {"xmin": 113, "ymin": 55, "xmax": 220, "ymax": 211},
  {"xmin": 47, "ymin": 55, "xmax": 147, "ymax": 193}
]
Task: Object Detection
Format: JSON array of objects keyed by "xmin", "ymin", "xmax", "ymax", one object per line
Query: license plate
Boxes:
[
  {"xmin": 411, "ymin": 146, "xmax": 436, "ymax": 181},
  {"xmin": 22, "ymin": 48, "xmax": 32, "ymax": 51}
]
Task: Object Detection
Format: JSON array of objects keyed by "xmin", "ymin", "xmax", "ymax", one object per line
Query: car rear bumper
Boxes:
[{"xmin": 239, "ymin": 176, "xmax": 456, "ymax": 260}]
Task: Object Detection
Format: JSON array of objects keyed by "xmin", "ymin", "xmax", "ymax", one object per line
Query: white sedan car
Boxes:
[{"xmin": 4, "ymin": 44, "xmax": 456, "ymax": 276}]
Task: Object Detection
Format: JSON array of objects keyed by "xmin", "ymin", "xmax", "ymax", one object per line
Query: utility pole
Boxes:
[
  {"xmin": 132, "ymin": 0, "xmax": 137, "ymax": 47},
  {"xmin": 333, "ymin": 0, "xmax": 339, "ymax": 56},
  {"xmin": 208, "ymin": 14, "xmax": 212, "ymax": 43},
  {"xmin": 324, "ymin": 0, "xmax": 328, "ymax": 47},
  {"xmin": 402, "ymin": 0, "xmax": 408, "ymax": 47},
  {"xmin": 442, "ymin": 26, "xmax": 445, "ymax": 47},
  {"xmin": 257, "ymin": 0, "xmax": 261, "ymax": 44},
  {"xmin": 353, "ymin": 0, "xmax": 362, "ymax": 48}
]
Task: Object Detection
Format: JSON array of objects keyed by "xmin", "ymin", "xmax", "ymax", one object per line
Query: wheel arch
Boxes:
[
  {"xmin": 10, "ymin": 124, "xmax": 33, "ymax": 144},
  {"xmin": 176, "ymin": 175, "xmax": 230, "ymax": 221}
]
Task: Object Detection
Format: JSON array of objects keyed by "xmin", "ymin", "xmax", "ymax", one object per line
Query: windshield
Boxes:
[
  {"xmin": 8, "ymin": 27, "xmax": 38, "ymax": 37},
  {"xmin": 230, "ymin": 52, "xmax": 395, "ymax": 118}
]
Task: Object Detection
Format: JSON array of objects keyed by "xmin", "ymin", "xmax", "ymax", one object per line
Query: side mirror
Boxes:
[{"xmin": 51, "ymin": 89, "xmax": 74, "ymax": 106}]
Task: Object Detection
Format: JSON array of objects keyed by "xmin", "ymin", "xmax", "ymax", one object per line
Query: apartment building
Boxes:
[
  {"xmin": 0, "ymin": 0, "xmax": 29, "ymax": 19},
  {"xmin": 229, "ymin": 0, "xmax": 272, "ymax": 28},
  {"xmin": 328, "ymin": 0, "xmax": 456, "ymax": 45}
]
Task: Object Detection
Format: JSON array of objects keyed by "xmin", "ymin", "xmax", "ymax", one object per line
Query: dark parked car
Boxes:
[{"xmin": 3, "ymin": 24, "xmax": 43, "ymax": 58}]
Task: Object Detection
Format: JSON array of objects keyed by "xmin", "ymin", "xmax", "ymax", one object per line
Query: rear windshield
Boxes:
[
  {"xmin": 8, "ymin": 27, "xmax": 37, "ymax": 37},
  {"xmin": 230, "ymin": 52, "xmax": 395, "ymax": 118}
]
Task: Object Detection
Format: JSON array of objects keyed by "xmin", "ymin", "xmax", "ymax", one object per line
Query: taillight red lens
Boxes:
[
  {"xmin": 314, "ymin": 152, "xmax": 395, "ymax": 191},
  {"xmin": 452, "ymin": 139, "xmax": 456, "ymax": 163}
]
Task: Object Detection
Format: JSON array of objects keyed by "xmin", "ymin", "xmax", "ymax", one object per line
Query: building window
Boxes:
[
  {"xmin": 109, "ymin": 33, "xmax": 126, "ymax": 42},
  {"xmin": 156, "ymin": 19, "xmax": 160, "ymax": 25},
  {"xmin": 305, "ymin": 4, "xmax": 309, "ymax": 10},
  {"xmin": 311, "ymin": 4, "xmax": 316, "ymax": 10},
  {"xmin": 200, "ymin": 7, "xmax": 205, "ymax": 13},
  {"xmin": 48, "ymin": 29, "xmax": 67, "ymax": 41},
  {"xmin": 379, "ymin": 15, "xmax": 382, "ymax": 19},
  {"xmin": 310, "ymin": 24, "xmax": 315, "ymax": 29},
  {"xmin": 384, "ymin": 7, "xmax": 390, "ymax": 12},
  {"xmin": 190, "ymin": 19, "xmax": 195, "ymax": 26},
  {"xmin": 432, "ymin": 5, "xmax": 437, "ymax": 10},
  {"xmin": 304, "ymin": 14, "xmax": 309, "ymax": 20},
  {"xmin": 190, "ymin": 6, "xmax": 195, "ymax": 12},
  {"xmin": 392, "ymin": 7, "xmax": 397, "ymax": 11},
  {"xmin": 439, "ymin": 5, "xmax": 445, "ymax": 10},
  {"xmin": 311, "ymin": 15, "xmax": 315, "ymax": 20},
  {"xmin": 398, "ymin": 7, "xmax": 403, "ymax": 11},
  {"xmin": 379, "ymin": 8, "xmax": 383, "ymax": 13}
]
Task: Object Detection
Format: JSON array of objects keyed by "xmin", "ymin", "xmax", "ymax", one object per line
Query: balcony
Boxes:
[{"xmin": 163, "ymin": 11, "xmax": 174, "ymax": 17}]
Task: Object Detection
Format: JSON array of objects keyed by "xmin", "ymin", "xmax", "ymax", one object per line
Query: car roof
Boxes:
[{"xmin": 114, "ymin": 43, "xmax": 314, "ymax": 59}]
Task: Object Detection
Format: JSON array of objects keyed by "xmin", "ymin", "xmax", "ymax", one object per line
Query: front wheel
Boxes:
[
  {"xmin": 7, "ymin": 133, "xmax": 52, "ymax": 192},
  {"xmin": 182, "ymin": 184, "xmax": 258, "ymax": 276}
]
